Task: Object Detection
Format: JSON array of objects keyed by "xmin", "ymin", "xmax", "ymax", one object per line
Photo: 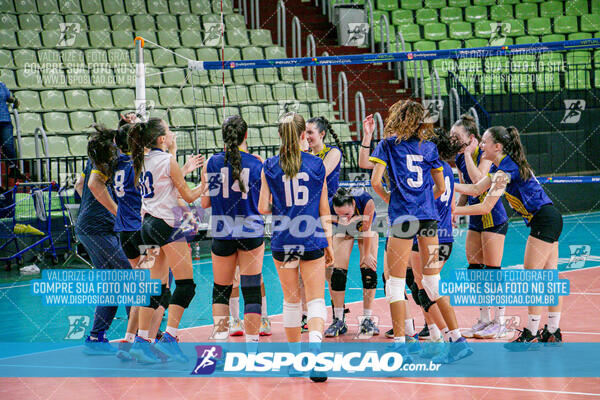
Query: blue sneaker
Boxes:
[
  {"xmin": 155, "ymin": 332, "xmax": 189, "ymax": 363},
  {"xmin": 83, "ymin": 332, "xmax": 117, "ymax": 356},
  {"xmin": 324, "ymin": 318, "xmax": 348, "ymax": 337},
  {"xmin": 359, "ymin": 318, "xmax": 380, "ymax": 336},
  {"xmin": 129, "ymin": 336, "xmax": 161, "ymax": 364},
  {"xmin": 405, "ymin": 334, "xmax": 422, "ymax": 354},
  {"xmin": 433, "ymin": 337, "xmax": 473, "ymax": 364},
  {"xmin": 116, "ymin": 341, "xmax": 134, "ymax": 361},
  {"xmin": 386, "ymin": 343, "xmax": 414, "ymax": 365}
]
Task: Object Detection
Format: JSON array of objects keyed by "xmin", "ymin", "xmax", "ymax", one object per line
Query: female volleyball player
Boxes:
[
  {"xmin": 258, "ymin": 112, "xmax": 333, "ymax": 382},
  {"xmin": 452, "ymin": 115, "xmax": 509, "ymax": 339},
  {"xmin": 369, "ymin": 100, "xmax": 445, "ymax": 357},
  {"xmin": 306, "ymin": 116, "xmax": 342, "ymax": 202},
  {"xmin": 128, "ymin": 117, "xmax": 205, "ymax": 362},
  {"xmin": 454, "ymin": 125, "xmax": 563, "ymax": 345},
  {"xmin": 327, "ymin": 187, "xmax": 379, "ymax": 337},
  {"xmin": 200, "ymin": 115, "xmax": 265, "ymax": 352}
]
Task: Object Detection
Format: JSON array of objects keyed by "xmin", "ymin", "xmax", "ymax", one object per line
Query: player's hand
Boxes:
[
  {"xmin": 452, "ymin": 214, "xmax": 459, "ymax": 228},
  {"xmin": 464, "ymin": 137, "xmax": 478, "ymax": 155},
  {"xmin": 363, "ymin": 114, "xmax": 375, "ymax": 140},
  {"xmin": 360, "ymin": 254, "xmax": 377, "ymax": 271},
  {"xmin": 182, "ymin": 154, "xmax": 205, "ymax": 175},
  {"xmin": 324, "ymin": 246, "xmax": 335, "ymax": 267}
]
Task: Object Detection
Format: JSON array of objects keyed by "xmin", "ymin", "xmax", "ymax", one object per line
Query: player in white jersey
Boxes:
[{"xmin": 128, "ymin": 118, "xmax": 204, "ymax": 363}]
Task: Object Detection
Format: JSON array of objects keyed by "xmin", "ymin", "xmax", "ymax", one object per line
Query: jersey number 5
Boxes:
[
  {"xmin": 407, "ymin": 155, "xmax": 423, "ymax": 188},
  {"xmin": 282, "ymin": 172, "xmax": 309, "ymax": 207}
]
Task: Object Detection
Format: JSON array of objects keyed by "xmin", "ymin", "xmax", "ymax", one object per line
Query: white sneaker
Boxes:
[
  {"xmin": 462, "ymin": 319, "xmax": 490, "ymax": 338},
  {"xmin": 420, "ymin": 337, "xmax": 445, "ymax": 359},
  {"xmin": 229, "ymin": 318, "xmax": 244, "ymax": 337}
]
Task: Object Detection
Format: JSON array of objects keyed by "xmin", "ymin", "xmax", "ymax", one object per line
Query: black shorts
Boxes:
[
  {"xmin": 141, "ymin": 215, "xmax": 185, "ymax": 247},
  {"xmin": 411, "ymin": 241, "xmax": 453, "ymax": 262},
  {"xmin": 469, "ymin": 221, "xmax": 509, "ymax": 235},
  {"xmin": 120, "ymin": 230, "xmax": 144, "ymax": 260},
  {"xmin": 272, "ymin": 248, "xmax": 324, "ymax": 263},
  {"xmin": 211, "ymin": 237, "xmax": 264, "ymax": 257},
  {"xmin": 530, "ymin": 204, "xmax": 563, "ymax": 244},
  {"xmin": 391, "ymin": 219, "xmax": 437, "ymax": 239}
]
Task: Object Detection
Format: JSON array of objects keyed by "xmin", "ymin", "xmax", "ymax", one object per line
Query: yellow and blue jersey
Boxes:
[
  {"xmin": 112, "ymin": 153, "xmax": 142, "ymax": 232},
  {"xmin": 369, "ymin": 137, "xmax": 443, "ymax": 223},
  {"xmin": 331, "ymin": 188, "xmax": 376, "ymax": 232},
  {"xmin": 263, "ymin": 152, "xmax": 328, "ymax": 252},
  {"xmin": 437, "ymin": 161, "xmax": 454, "ymax": 243},
  {"xmin": 490, "ymin": 154, "xmax": 552, "ymax": 225},
  {"xmin": 315, "ymin": 144, "xmax": 342, "ymax": 202},
  {"xmin": 456, "ymin": 148, "xmax": 508, "ymax": 229},
  {"xmin": 206, "ymin": 150, "xmax": 264, "ymax": 240},
  {"xmin": 76, "ymin": 160, "xmax": 116, "ymax": 235}
]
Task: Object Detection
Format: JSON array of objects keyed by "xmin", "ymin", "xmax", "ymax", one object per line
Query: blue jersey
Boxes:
[
  {"xmin": 263, "ymin": 152, "xmax": 328, "ymax": 252},
  {"xmin": 370, "ymin": 137, "xmax": 443, "ymax": 223},
  {"xmin": 436, "ymin": 161, "xmax": 454, "ymax": 243},
  {"xmin": 112, "ymin": 153, "xmax": 142, "ymax": 232},
  {"xmin": 315, "ymin": 145, "xmax": 341, "ymax": 201},
  {"xmin": 206, "ymin": 150, "xmax": 264, "ymax": 239},
  {"xmin": 456, "ymin": 148, "xmax": 508, "ymax": 229},
  {"xmin": 490, "ymin": 155, "xmax": 552, "ymax": 225},
  {"xmin": 76, "ymin": 160, "xmax": 116, "ymax": 235}
]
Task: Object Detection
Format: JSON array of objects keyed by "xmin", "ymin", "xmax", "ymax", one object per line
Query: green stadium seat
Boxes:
[
  {"xmin": 145, "ymin": 88, "xmax": 160, "ymax": 107},
  {"xmin": 474, "ymin": 20, "xmax": 495, "ymax": 38},
  {"xmin": 16, "ymin": 69, "xmax": 43, "ymax": 88},
  {"xmin": 195, "ymin": 107, "xmax": 218, "ymax": 127},
  {"xmin": 0, "ymin": 31, "xmax": 16, "ymax": 49},
  {"xmin": 581, "ymin": 15, "xmax": 600, "ymax": 32},
  {"xmin": 233, "ymin": 69, "xmax": 256, "ymax": 85},
  {"xmin": 18, "ymin": 137, "xmax": 39, "ymax": 157},
  {"xmin": 90, "ymin": 67, "xmax": 114, "ymax": 87},
  {"xmin": 242, "ymin": 46, "xmax": 264, "ymax": 60},
  {"xmin": 448, "ymin": 0, "xmax": 468, "ymax": 6},
  {"xmin": 490, "ymin": 4, "xmax": 513, "ymax": 21},
  {"xmin": 89, "ymin": 89, "xmax": 114, "ymax": 110},
  {"xmin": 89, "ymin": 15, "xmax": 110, "ymax": 31},
  {"xmin": 374, "ymin": 24, "xmax": 396, "ymax": 43},
  {"xmin": 465, "ymin": 6, "xmax": 487, "ymax": 23},
  {"xmin": 58, "ymin": 0, "xmax": 81, "ymax": 13},
  {"xmin": 509, "ymin": 73, "xmax": 534, "ymax": 93},
  {"xmin": 407, "ymin": 60, "xmax": 430, "ymax": 78},
  {"xmin": 175, "ymin": 131, "xmax": 193, "ymax": 150},
  {"xmin": 85, "ymin": 49, "xmax": 108, "ymax": 65},
  {"xmin": 465, "ymin": 38, "xmax": 487, "ymax": 48},
  {"xmin": 15, "ymin": 91, "xmax": 41, "ymax": 112},
  {"xmin": 240, "ymin": 103, "xmax": 265, "ymax": 125},
  {"xmin": 432, "ymin": 58, "xmax": 456, "ymax": 76},
  {"xmin": 112, "ymin": 31, "xmax": 134, "ymax": 48},
  {"xmin": 414, "ymin": 40, "xmax": 436, "ymax": 51},
  {"xmin": 521, "ymin": 0, "xmax": 543, "ymax": 3},
  {"xmin": 449, "ymin": 21, "xmax": 473, "ymax": 39},
  {"xmin": 37, "ymin": 0, "xmax": 59, "ymax": 13},
  {"xmin": 163, "ymin": 67, "xmax": 186, "ymax": 85},
  {"xmin": 17, "ymin": 31, "xmax": 41, "ymax": 48},
  {"xmin": 0, "ymin": 15, "xmax": 19, "ymax": 31},
  {"xmin": 0, "ymin": 50, "xmax": 14, "ymax": 68},
  {"xmin": 66, "ymin": 67, "xmax": 91, "ymax": 87},
  {"xmin": 41, "ymin": 14, "xmax": 63, "ymax": 30},
  {"xmin": 246, "ymin": 128, "xmax": 262, "ymax": 146},
  {"xmin": 416, "ymin": 9, "xmax": 438, "ymax": 25},
  {"xmin": 37, "ymin": 48, "xmax": 60, "ymax": 64},
  {"xmin": 204, "ymin": 86, "xmax": 225, "ymax": 105},
  {"xmin": 536, "ymin": 72, "xmax": 560, "ymax": 91},
  {"xmin": 227, "ymin": 84, "xmax": 251, "ymax": 104},
  {"xmin": 281, "ymin": 67, "xmax": 305, "ymax": 83},
  {"xmin": 223, "ymin": 47, "xmax": 241, "ymax": 61},
  {"xmin": 63, "ymin": 90, "xmax": 90, "ymax": 111},
  {"xmin": 62, "ymin": 49, "xmax": 85, "ymax": 65},
  {"xmin": 272, "ymin": 83, "xmax": 295, "ymax": 101},
  {"xmin": 179, "ymin": 15, "xmax": 201, "ymax": 30},
  {"xmin": 169, "ymin": 0, "xmax": 190, "ymax": 14},
  {"xmin": 45, "ymin": 136, "xmax": 69, "ymax": 157},
  {"xmin": 68, "ymin": 135, "xmax": 88, "ymax": 156},
  {"xmin": 190, "ymin": 0, "xmax": 210, "ymax": 14},
  {"xmin": 473, "ymin": 0, "xmax": 495, "ymax": 5},
  {"xmin": 42, "ymin": 90, "xmax": 67, "ymax": 110},
  {"xmin": 504, "ymin": 19, "xmax": 525, "ymax": 37},
  {"xmin": 217, "ymin": 106, "xmax": 240, "ymax": 124},
  {"xmin": 566, "ymin": 70, "xmax": 590, "ymax": 89},
  {"xmin": 553, "ymin": 16, "xmax": 578, "ymax": 34},
  {"xmin": 0, "ymin": 0, "xmax": 14, "ymax": 11},
  {"xmin": 147, "ymin": 0, "xmax": 170, "ymax": 14},
  {"xmin": 392, "ymin": 9, "xmax": 414, "ymax": 25},
  {"xmin": 249, "ymin": 84, "xmax": 274, "ymax": 102},
  {"xmin": 398, "ymin": 23, "xmax": 421, "ymax": 42},
  {"xmin": 0, "ymin": 69, "xmax": 16, "ymax": 88},
  {"xmin": 82, "ymin": 0, "xmax": 103, "ymax": 13},
  {"xmin": 212, "ymin": 0, "xmax": 233, "ymax": 14},
  {"xmin": 295, "ymin": 82, "xmax": 320, "ymax": 101},
  {"xmin": 539, "ymin": 1, "xmax": 562, "ymax": 18},
  {"xmin": 134, "ymin": 15, "xmax": 155, "ymax": 30},
  {"xmin": 389, "ymin": 40, "xmax": 412, "ymax": 52},
  {"xmin": 189, "ymin": 70, "xmax": 210, "ymax": 86},
  {"xmin": 173, "ymin": 47, "xmax": 196, "ymax": 67},
  {"xmin": 157, "ymin": 30, "xmax": 181, "ymax": 48},
  {"xmin": 378, "ymin": 0, "xmax": 398, "ymax": 11},
  {"xmin": 569, "ymin": 32, "xmax": 593, "ymax": 40},
  {"xmin": 196, "ymin": 130, "xmax": 217, "ymax": 149},
  {"xmin": 227, "ymin": 29, "xmax": 250, "ymax": 46},
  {"xmin": 515, "ymin": 3, "xmax": 538, "ymax": 20},
  {"xmin": 593, "ymin": 0, "xmax": 600, "ymax": 14},
  {"xmin": 94, "ymin": 111, "xmax": 119, "ymax": 130},
  {"xmin": 107, "ymin": 49, "xmax": 130, "ymax": 66},
  {"xmin": 595, "ymin": 50, "xmax": 600, "ymax": 69},
  {"xmin": 527, "ymin": 17, "xmax": 551, "ymax": 35},
  {"xmin": 263, "ymin": 105, "xmax": 282, "ymax": 124},
  {"xmin": 457, "ymin": 58, "xmax": 482, "ymax": 76},
  {"xmin": 424, "ymin": 77, "xmax": 449, "ymax": 95},
  {"xmin": 438, "ymin": 39, "xmax": 461, "ymax": 50},
  {"xmin": 45, "ymin": 112, "xmax": 71, "ymax": 133},
  {"xmin": 250, "ymin": 29, "xmax": 273, "ymax": 46},
  {"xmin": 512, "ymin": 54, "xmax": 536, "ymax": 72},
  {"xmin": 440, "ymin": 8, "xmax": 462, "ymax": 25},
  {"xmin": 169, "ymin": 108, "xmax": 195, "ymax": 128},
  {"xmin": 565, "ymin": 0, "xmax": 587, "ymax": 16},
  {"xmin": 66, "ymin": 14, "xmax": 87, "ymax": 30},
  {"xmin": 18, "ymin": 14, "xmax": 42, "ymax": 30},
  {"xmin": 111, "ymin": 15, "xmax": 133, "ymax": 31},
  {"xmin": 157, "ymin": 15, "xmax": 179, "ymax": 31},
  {"xmin": 103, "ymin": 0, "xmax": 125, "ymax": 14},
  {"xmin": 538, "ymin": 52, "xmax": 563, "ymax": 71},
  {"xmin": 484, "ymin": 56, "xmax": 509, "ymax": 73},
  {"xmin": 596, "ymin": 70, "xmax": 600, "ymax": 88},
  {"xmin": 197, "ymin": 48, "xmax": 220, "ymax": 62},
  {"xmin": 266, "ymin": 46, "xmax": 287, "ymax": 59},
  {"xmin": 423, "ymin": 23, "xmax": 446, "ymax": 41},
  {"xmin": 41, "ymin": 68, "xmax": 67, "ymax": 88},
  {"xmin": 19, "ymin": 113, "xmax": 43, "ymax": 135},
  {"xmin": 209, "ymin": 69, "xmax": 233, "ymax": 85},
  {"xmin": 225, "ymin": 14, "xmax": 246, "ymax": 29},
  {"xmin": 112, "ymin": 88, "xmax": 134, "ymax": 109},
  {"xmin": 542, "ymin": 34, "xmax": 565, "ymax": 42},
  {"xmin": 332, "ymin": 123, "xmax": 353, "ymax": 142},
  {"xmin": 202, "ymin": 13, "xmax": 221, "ymax": 25},
  {"xmin": 14, "ymin": 50, "xmax": 37, "ymax": 68},
  {"xmin": 567, "ymin": 51, "xmax": 592, "ymax": 69},
  {"xmin": 261, "ymin": 126, "xmax": 278, "ymax": 146},
  {"xmin": 181, "ymin": 30, "xmax": 203, "ymax": 47},
  {"xmin": 425, "ymin": 0, "xmax": 446, "ymax": 8},
  {"xmin": 516, "ymin": 35, "xmax": 539, "ymax": 44},
  {"xmin": 401, "ymin": 0, "xmax": 422, "ymax": 10}
]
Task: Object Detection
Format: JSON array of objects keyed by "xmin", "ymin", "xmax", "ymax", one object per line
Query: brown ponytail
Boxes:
[
  {"xmin": 278, "ymin": 112, "xmax": 305, "ymax": 178},
  {"xmin": 487, "ymin": 125, "xmax": 533, "ymax": 181},
  {"xmin": 222, "ymin": 115, "xmax": 248, "ymax": 192},
  {"xmin": 384, "ymin": 99, "xmax": 433, "ymax": 142},
  {"xmin": 127, "ymin": 117, "xmax": 167, "ymax": 186},
  {"xmin": 453, "ymin": 113, "xmax": 480, "ymax": 140},
  {"xmin": 87, "ymin": 124, "xmax": 118, "ymax": 180}
]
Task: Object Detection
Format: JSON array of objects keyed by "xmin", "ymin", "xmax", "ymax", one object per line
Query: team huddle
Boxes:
[{"xmin": 76, "ymin": 99, "xmax": 564, "ymax": 381}]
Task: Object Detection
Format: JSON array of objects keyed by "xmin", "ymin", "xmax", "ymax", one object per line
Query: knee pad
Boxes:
[
  {"xmin": 422, "ymin": 274, "xmax": 441, "ymax": 302},
  {"xmin": 418, "ymin": 288, "xmax": 435, "ymax": 312},
  {"xmin": 406, "ymin": 268, "xmax": 415, "ymax": 288},
  {"xmin": 360, "ymin": 267, "xmax": 378, "ymax": 289},
  {"xmin": 212, "ymin": 282, "xmax": 233, "ymax": 305},
  {"xmin": 386, "ymin": 276, "xmax": 406, "ymax": 304},
  {"xmin": 283, "ymin": 301, "xmax": 302, "ymax": 328},
  {"xmin": 382, "ymin": 273, "xmax": 387, "ymax": 295},
  {"xmin": 409, "ymin": 281, "xmax": 420, "ymax": 305},
  {"xmin": 159, "ymin": 284, "xmax": 171, "ymax": 309},
  {"xmin": 149, "ymin": 293, "xmax": 162, "ymax": 310},
  {"xmin": 468, "ymin": 263, "xmax": 484, "ymax": 270},
  {"xmin": 484, "ymin": 265, "xmax": 501, "ymax": 270},
  {"xmin": 171, "ymin": 279, "xmax": 196, "ymax": 309},
  {"xmin": 240, "ymin": 274, "xmax": 262, "ymax": 315},
  {"xmin": 307, "ymin": 298, "xmax": 327, "ymax": 322},
  {"xmin": 330, "ymin": 268, "xmax": 348, "ymax": 291}
]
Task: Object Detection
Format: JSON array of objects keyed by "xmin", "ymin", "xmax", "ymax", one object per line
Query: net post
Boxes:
[{"xmin": 134, "ymin": 36, "xmax": 147, "ymax": 121}]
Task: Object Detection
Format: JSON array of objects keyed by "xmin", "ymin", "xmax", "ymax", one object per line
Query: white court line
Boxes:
[{"xmin": 329, "ymin": 377, "xmax": 600, "ymax": 397}]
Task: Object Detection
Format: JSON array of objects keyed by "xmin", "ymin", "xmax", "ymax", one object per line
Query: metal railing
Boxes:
[
  {"xmin": 321, "ymin": 51, "xmax": 333, "ymax": 103},
  {"xmin": 448, "ymin": 87, "xmax": 460, "ymax": 125},
  {"xmin": 276, "ymin": 0, "xmax": 286, "ymax": 48},
  {"xmin": 307, "ymin": 34, "xmax": 317, "ymax": 83},
  {"xmin": 355, "ymin": 91, "xmax": 366, "ymax": 136},
  {"xmin": 378, "ymin": 14, "xmax": 391, "ymax": 70},
  {"xmin": 365, "ymin": 0, "xmax": 375, "ymax": 53},
  {"xmin": 395, "ymin": 31, "xmax": 408, "ymax": 89},
  {"xmin": 373, "ymin": 112, "xmax": 384, "ymax": 140},
  {"xmin": 338, "ymin": 71, "xmax": 349, "ymax": 122},
  {"xmin": 291, "ymin": 16, "xmax": 302, "ymax": 59}
]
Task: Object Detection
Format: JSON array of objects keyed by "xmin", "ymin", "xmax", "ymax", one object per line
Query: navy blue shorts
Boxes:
[{"xmin": 76, "ymin": 230, "xmax": 131, "ymax": 270}]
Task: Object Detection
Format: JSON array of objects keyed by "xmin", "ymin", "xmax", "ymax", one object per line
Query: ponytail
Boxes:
[
  {"xmin": 278, "ymin": 112, "xmax": 305, "ymax": 178},
  {"xmin": 453, "ymin": 113, "xmax": 480, "ymax": 140},
  {"xmin": 222, "ymin": 115, "xmax": 248, "ymax": 192},
  {"xmin": 87, "ymin": 123, "xmax": 118, "ymax": 180},
  {"xmin": 487, "ymin": 125, "xmax": 533, "ymax": 181},
  {"xmin": 127, "ymin": 118, "xmax": 167, "ymax": 186},
  {"xmin": 307, "ymin": 116, "xmax": 342, "ymax": 152},
  {"xmin": 332, "ymin": 187, "xmax": 353, "ymax": 208}
]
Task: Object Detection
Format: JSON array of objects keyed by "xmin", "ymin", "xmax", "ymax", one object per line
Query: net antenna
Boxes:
[{"xmin": 134, "ymin": 36, "xmax": 146, "ymax": 121}]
